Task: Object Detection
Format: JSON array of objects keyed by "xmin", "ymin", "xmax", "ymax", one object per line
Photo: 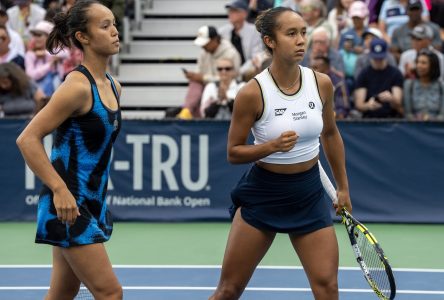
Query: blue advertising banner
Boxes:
[
  {"xmin": 1, "ymin": 119, "xmax": 443, "ymax": 223},
  {"xmin": 1, "ymin": 120, "xmax": 247, "ymax": 222}
]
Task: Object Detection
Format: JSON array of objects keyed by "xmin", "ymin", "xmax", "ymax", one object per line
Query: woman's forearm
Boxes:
[{"xmin": 16, "ymin": 135, "xmax": 66, "ymax": 192}]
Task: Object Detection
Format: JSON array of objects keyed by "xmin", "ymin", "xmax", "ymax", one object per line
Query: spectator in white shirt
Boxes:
[
  {"xmin": 6, "ymin": 0, "xmax": 45, "ymax": 45},
  {"xmin": 0, "ymin": 24, "xmax": 24, "ymax": 69},
  {"xmin": 200, "ymin": 57, "xmax": 245, "ymax": 119},
  {"xmin": 0, "ymin": 8, "xmax": 25, "ymax": 56}
]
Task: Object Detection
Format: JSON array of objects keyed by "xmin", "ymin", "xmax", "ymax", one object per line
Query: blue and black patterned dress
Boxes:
[{"xmin": 36, "ymin": 65, "xmax": 121, "ymax": 248}]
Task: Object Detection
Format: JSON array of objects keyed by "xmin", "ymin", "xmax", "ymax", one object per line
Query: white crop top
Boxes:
[{"xmin": 252, "ymin": 66, "xmax": 324, "ymax": 164}]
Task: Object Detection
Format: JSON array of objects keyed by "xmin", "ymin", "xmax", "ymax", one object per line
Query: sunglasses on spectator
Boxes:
[{"xmin": 217, "ymin": 66, "xmax": 233, "ymax": 72}]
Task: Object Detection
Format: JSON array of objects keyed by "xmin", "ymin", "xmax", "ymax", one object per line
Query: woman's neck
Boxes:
[
  {"xmin": 418, "ymin": 76, "xmax": 432, "ymax": 85},
  {"xmin": 82, "ymin": 55, "xmax": 110, "ymax": 81},
  {"xmin": 269, "ymin": 61, "xmax": 300, "ymax": 88}
]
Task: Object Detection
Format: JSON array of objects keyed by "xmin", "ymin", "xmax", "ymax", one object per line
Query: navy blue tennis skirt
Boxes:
[{"xmin": 230, "ymin": 162, "xmax": 333, "ymax": 234}]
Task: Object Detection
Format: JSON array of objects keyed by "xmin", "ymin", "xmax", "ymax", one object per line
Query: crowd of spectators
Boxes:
[
  {"xmin": 171, "ymin": 0, "xmax": 444, "ymax": 121},
  {"xmin": 0, "ymin": 0, "xmax": 122, "ymax": 118},
  {"xmin": 1, "ymin": 0, "xmax": 443, "ymax": 120}
]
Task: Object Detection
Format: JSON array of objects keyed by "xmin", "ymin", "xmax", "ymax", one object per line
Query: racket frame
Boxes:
[
  {"xmin": 341, "ymin": 208, "xmax": 396, "ymax": 300},
  {"xmin": 318, "ymin": 162, "xmax": 396, "ymax": 300}
]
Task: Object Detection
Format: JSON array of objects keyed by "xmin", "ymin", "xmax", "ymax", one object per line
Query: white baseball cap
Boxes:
[{"xmin": 193, "ymin": 25, "xmax": 219, "ymax": 47}]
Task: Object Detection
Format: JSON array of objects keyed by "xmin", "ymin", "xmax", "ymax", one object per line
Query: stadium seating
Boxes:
[{"xmin": 117, "ymin": 0, "xmax": 229, "ymax": 119}]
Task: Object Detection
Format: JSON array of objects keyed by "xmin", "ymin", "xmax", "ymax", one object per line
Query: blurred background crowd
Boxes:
[{"xmin": 0, "ymin": 0, "xmax": 443, "ymax": 121}]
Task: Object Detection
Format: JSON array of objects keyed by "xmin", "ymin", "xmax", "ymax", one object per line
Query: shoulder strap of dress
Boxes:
[
  {"xmin": 74, "ymin": 65, "xmax": 96, "ymax": 86},
  {"xmin": 106, "ymin": 73, "xmax": 120, "ymax": 103}
]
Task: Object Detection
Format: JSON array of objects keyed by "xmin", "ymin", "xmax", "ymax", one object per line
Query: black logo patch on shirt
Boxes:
[
  {"xmin": 309, "ymin": 102, "xmax": 315, "ymax": 109},
  {"xmin": 275, "ymin": 108, "xmax": 287, "ymax": 116}
]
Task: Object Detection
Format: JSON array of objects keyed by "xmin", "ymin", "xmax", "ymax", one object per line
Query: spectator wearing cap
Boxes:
[
  {"xmin": 6, "ymin": 0, "xmax": 45, "ymax": 45},
  {"xmin": 354, "ymin": 27, "xmax": 398, "ymax": 81},
  {"xmin": 338, "ymin": 1, "xmax": 369, "ymax": 53},
  {"xmin": 0, "ymin": 24, "xmax": 24, "ymax": 69},
  {"xmin": 25, "ymin": 20, "xmax": 68, "ymax": 97},
  {"xmin": 378, "ymin": 0, "xmax": 429, "ymax": 42},
  {"xmin": 0, "ymin": 9, "xmax": 25, "ymax": 57},
  {"xmin": 391, "ymin": 0, "xmax": 441, "ymax": 63},
  {"xmin": 354, "ymin": 38, "xmax": 404, "ymax": 118},
  {"xmin": 398, "ymin": 23, "xmax": 444, "ymax": 80},
  {"xmin": 175, "ymin": 25, "xmax": 241, "ymax": 119},
  {"xmin": 218, "ymin": 0, "xmax": 265, "ymax": 81}
]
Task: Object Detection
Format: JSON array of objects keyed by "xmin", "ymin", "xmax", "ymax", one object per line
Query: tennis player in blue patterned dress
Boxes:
[
  {"xmin": 16, "ymin": 1, "xmax": 123, "ymax": 299},
  {"xmin": 209, "ymin": 7, "xmax": 352, "ymax": 300}
]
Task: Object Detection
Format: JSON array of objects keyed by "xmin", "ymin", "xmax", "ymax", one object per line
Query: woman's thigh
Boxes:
[
  {"xmin": 218, "ymin": 209, "xmax": 277, "ymax": 288},
  {"xmin": 60, "ymin": 243, "xmax": 120, "ymax": 294},
  {"xmin": 289, "ymin": 226, "xmax": 339, "ymax": 283},
  {"xmin": 47, "ymin": 246, "xmax": 81, "ymax": 300}
]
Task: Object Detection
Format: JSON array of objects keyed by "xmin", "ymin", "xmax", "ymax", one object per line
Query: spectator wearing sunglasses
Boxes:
[
  {"xmin": 200, "ymin": 58, "xmax": 245, "ymax": 119},
  {"xmin": 403, "ymin": 49, "xmax": 444, "ymax": 121}
]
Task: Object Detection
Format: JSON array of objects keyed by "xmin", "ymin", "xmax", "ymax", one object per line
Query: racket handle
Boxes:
[{"xmin": 318, "ymin": 162, "xmax": 338, "ymax": 205}]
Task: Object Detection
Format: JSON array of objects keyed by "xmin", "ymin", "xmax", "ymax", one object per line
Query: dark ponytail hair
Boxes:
[
  {"xmin": 46, "ymin": 0, "xmax": 100, "ymax": 54},
  {"xmin": 255, "ymin": 7, "xmax": 295, "ymax": 54}
]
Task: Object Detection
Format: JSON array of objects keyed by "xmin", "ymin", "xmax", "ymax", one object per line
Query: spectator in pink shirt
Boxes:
[{"xmin": 25, "ymin": 20, "xmax": 68, "ymax": 96}]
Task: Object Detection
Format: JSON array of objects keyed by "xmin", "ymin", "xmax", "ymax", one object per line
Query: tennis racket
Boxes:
[{"xmin": 318, "ymin": 163, "xmax": 396, "ymax": 300}]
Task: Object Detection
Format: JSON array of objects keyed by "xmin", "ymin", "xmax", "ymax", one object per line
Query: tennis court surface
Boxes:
[
  {"xmin": 1, "ymin": 265, "xmax": 444, "ymax": 299},
  {"xmin": 1, "ymin": 222, "xmax": 443, "ymax": 299}
]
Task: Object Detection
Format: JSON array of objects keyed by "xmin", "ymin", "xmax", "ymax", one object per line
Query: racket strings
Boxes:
[
  {"xmin": 74, "ymin": 285, "xmax": 94, "ymax": 300},
  {"xmin": 354, "ymin": 227, "xmax": 392, "ymax": 298}
]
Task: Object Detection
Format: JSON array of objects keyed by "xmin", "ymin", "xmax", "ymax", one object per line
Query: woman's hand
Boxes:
[
  {"xmin": 334, "ymin": 189, "xmax": 352, "ymax": 215},
  {"xmin": 272, "ymin": 131, "xmax": 298, "ymax": 152},
  {"xmin": 53, "ymin": 187, "xmax": 80, "ymax": 226}
]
